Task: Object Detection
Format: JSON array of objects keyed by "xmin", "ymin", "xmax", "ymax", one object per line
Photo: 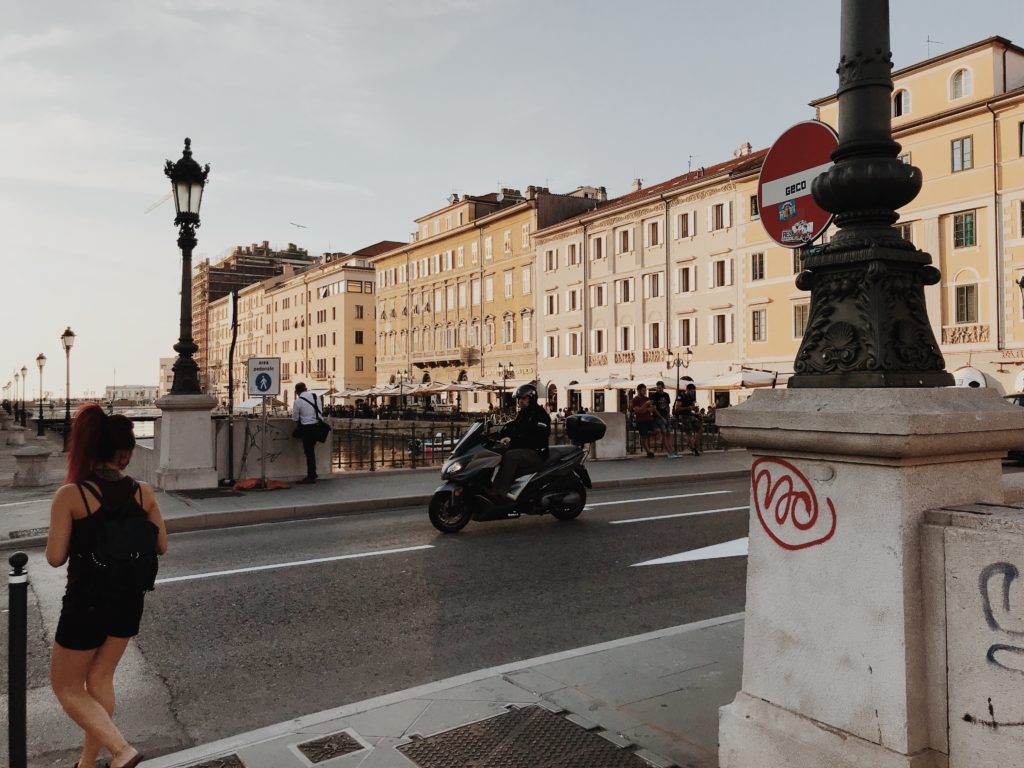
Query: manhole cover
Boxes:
[
  {"xmin": 185, "ymin": 755, "xmax": 245, "ymax": 768},
  {"xmin": 397, "ymin": 705, "xmax": 653, "ymax": 767},
  {"xmin": 297, "ymin": 731, "xmax": 364, "ymax": 763}
]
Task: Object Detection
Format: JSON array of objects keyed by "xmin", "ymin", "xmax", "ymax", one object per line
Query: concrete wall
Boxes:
[
  {"xmin": 126, "ymin": 416, "xmax": 331, "ymax": 485},
  {"xmin": 213, "ymin": 416, "xmax": 331, "ymax": 482},
  {"xmin": 924, "ymin": 504, "xmax": 1024, "ymax": 767}
]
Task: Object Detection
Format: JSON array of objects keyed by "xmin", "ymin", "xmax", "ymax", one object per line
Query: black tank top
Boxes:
[{"xmin": 67, "ymin": 475, "xmax": 146, "ymax": 589}]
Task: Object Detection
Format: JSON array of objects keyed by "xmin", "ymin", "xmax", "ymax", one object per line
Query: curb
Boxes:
[{"xmin": 0, "ymin": 468, "xmax": 750, "ymax": 551}]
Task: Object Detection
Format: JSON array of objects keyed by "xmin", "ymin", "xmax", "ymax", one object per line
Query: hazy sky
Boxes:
[{"xmin": 2, "ymin": 0, "xmax": 1020, "ymax": 399}]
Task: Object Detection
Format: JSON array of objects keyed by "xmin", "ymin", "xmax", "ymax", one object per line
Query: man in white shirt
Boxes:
[{"xmin": 292, "ymin": 382, "xmax": 320, "ymax": 483}]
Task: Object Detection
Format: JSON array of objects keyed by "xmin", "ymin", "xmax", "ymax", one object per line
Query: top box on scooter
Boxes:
[{"xmin": 565, "ymin": 414, "xmax": 606, "ymax": 444}]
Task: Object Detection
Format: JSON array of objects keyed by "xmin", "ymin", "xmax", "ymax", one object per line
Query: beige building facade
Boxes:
[
  {"xmin": 536, "ymin": 35, "xmax": 1024, "ymax": 408},
  {"xmin": 372, "ymin": 187, "xmax": 602, "ymax": 410},
  {"xmin": 205, "ymin": 248, "xmax": 391, "ymax": 407}
]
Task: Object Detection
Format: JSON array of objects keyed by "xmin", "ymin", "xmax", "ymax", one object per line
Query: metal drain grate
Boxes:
[
  {"xmin": 185, "ymin": 755, "xmax": 245, "ymax": 768},
  {"xmin": 297, "ymin": 731, "xmax": 365, "ymax": 763},
  {"xmin": 397, "ymin": 705, "xmax": 654, "ymax": 767}
]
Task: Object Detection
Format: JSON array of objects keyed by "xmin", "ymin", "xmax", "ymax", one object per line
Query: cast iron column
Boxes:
[{"xmin": 788, "ymin": 0, "xmax": 953, "ymax": 388}]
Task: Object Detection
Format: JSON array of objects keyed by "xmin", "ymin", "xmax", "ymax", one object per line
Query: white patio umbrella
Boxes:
[
  {"xmin": 573, "ymin": 376, "xmax": 640, "ymax": 390},
  {"xmin": 695, "ymin": 369, "xmax": 781, "ymax": 390}
]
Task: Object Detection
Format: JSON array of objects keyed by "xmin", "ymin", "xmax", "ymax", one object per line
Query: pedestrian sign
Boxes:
[{"xmin": 247, "ymin": 358, "xmax": 281, "ymax": 397}]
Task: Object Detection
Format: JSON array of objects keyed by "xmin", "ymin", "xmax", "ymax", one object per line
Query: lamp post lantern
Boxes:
[
  {"xmin": 497, "ymin": 361, "xmax": 514, "ymax": 413},
  {"xmin": 20, "ymin": 365, "xmax": 27, "ymax": 427},
  {"xmin": 61, "ymin": 327, "xmax": 76, "ymax": 448},
  {"xmin": 666, "ymin": 347, "xmax": 693, "ymax": 394},
  {"xmin": 164, "ymin": 138, "xmax": 210, "ymax": 395},
  {"xmin": 35, "ymin": 354, "xmax": 46, "ymax": 437}
]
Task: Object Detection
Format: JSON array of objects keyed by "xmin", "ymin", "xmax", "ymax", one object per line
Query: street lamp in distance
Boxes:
[
  {"xmin": 666, "ymin": 347, "xmax": 693, "ymax": 393},
  {"xmin": 35, "ymin": 353, "xmax": 46, "ymax": 437},
  {"xmin": 61, "ymin": 326, "xmax": 76, "ymax": 449},
  {"xmin": 20, "ymin": 365, "xmax": 28, "ymax": 427},
  {"xmin": 164, "ymin": 138, "xmax": 210, "ymax": 395},
  {"xmin": 497, "ymin": 361, "xmax": 515, "ymax": 413}
]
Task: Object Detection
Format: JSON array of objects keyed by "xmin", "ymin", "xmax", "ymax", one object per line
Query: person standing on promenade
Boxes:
[
  {"xmin": 45, "ymin": 404, "xmax": 168, "ymax": 768},
  {"xmin": 650, "ymin": 381, "xmax": 674, "ymax": 457},
  {"xmin": 631, "ymin": 384, "xmax": 657, "ymax": 458},
  {"xmin": 677, "ymin": 382, "xmax": 703, "ymax": 456},
  {"xmin": 292, "ymin": 382, "xmax": 322, "ymax": 484}
]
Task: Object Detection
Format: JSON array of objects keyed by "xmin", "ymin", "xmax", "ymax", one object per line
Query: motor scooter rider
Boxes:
[{"xmin": 489, "ymin": 383, "xmax": 551, "ymax": 502}]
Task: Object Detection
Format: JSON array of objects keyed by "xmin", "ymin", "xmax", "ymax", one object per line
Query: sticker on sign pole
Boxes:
[{"xmin": 758, "ymin": 120, "xmax": 839, "ymax": 249}]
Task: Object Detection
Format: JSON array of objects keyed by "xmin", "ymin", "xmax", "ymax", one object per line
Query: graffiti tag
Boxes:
[
  {"xmin": 979, "ymin": 562, "xmax": 1024, "ymax": 675},
  {"xmin": 751, "ymin": 457, "xmax": 836, "ymax": 551}
]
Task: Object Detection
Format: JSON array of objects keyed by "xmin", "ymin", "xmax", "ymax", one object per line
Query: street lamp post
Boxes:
[
  {"xmin": 61, "ymin": 327, "xmax": 76, "ymax": 449},
  {"xmin": 164, "ymin": 138, "xmax": 210, "ymax": 395},
  {"xmin": 666, "ymin": 347, "xmax": 693, "ymax": 393},
  {"xmin": 20, "ymin": 365, "xmax": 27, "ymax": 427},
  {"xmin": 13, "ymin": 372, "xmax": 20, "ymax": 424},
  {"xmin": 497, "ymin": 362, "xmax": 514, "ymax": 413},
  {"xmin": 788, "ymin": 0, "xmax": 952, "ymax": 388},
  {"xmin": 35, "ymin": 354, "xmax": 46, "ymax": 437}
]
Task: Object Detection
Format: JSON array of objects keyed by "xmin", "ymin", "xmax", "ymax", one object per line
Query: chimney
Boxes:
[
  {"xmin": 734, "ymin": 142, "xmax": 753, "ymax": 157},
  {"xmin": 631, "ymin": 178, "xmax": 643, "ymax": 193},
  {"xmin": 262, "ymin": 240, "xmax": 270, "ymax": 249},
  {"xmin": 598, "ymin": 186, "xmax": 608, "ymax": 201},
  {"xmin": 410, "ymin": 231, "xmax": 418, "ymax": 243}
]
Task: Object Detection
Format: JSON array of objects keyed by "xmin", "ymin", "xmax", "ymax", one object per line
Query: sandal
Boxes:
[{"xmin": 111, "ymin": 749, "xmax": 144, "ymax": 768}]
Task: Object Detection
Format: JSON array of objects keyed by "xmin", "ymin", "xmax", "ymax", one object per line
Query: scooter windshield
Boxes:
[{"xmin": 451, "ymin": 420, "xmax": 487, "ymax": 455}]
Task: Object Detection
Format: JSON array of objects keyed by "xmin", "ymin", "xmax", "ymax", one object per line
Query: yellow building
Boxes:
[
  {"xmin": 813, "ymin": 36, "xmax": 1024, "ymax": 391},
  {"xmin": 206, "ymin": 246, "xmax": 395, "ymax": 407},
  {"xmin": 372, "ymin": 187, "xmax": 602, "ymax": 410}
]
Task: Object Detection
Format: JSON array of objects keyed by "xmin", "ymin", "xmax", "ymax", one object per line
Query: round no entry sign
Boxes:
[{"xmin": 758, "ymin": 120, "xmax": 839, "ymax": 249}]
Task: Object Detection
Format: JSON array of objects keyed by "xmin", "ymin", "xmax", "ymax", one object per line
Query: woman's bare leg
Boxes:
[
  {"xmin": 78, "ymin": 637, "xmax": 131, "ymax": 767},
  {"xmin": 51, "ymin": 643, "xmax": 130, "ymax": 765}
]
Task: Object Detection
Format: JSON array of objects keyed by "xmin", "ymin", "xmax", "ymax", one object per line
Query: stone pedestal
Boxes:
[
  {"xmin": 592, "ymin": 411, "xmax": 627, "ymax": 460},
  {"xmin": 717, "ymin": 388, "xmax": 1024, "ymax": 768},
  {"xmin": 154, "ymin": 393, "xmax": 218, "ymax": 490},
  {"xmin": 6, "ymin": 425, "xmax": 26, "ymax": 446},
  {"xmin": 12, "ymin": 445, "xmax": 52, "ymax": 487},
  {"xmin": 0, "ymin": 412, "xmax": 10, "ymax": 430}
]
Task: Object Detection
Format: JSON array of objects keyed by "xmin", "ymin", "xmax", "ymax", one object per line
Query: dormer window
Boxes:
[
  {"xmin": 950, "ymin": 69, "xmax": 972, "ymax": 100},
  {"xmin": 892, "ymin": 89, "xmax": 911, "ymax": 117}
]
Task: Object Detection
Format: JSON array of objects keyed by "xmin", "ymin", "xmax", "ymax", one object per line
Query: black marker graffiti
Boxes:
[{"xmin": 979, "ymin": 562, "xmax": 1024, "ymax": 675}]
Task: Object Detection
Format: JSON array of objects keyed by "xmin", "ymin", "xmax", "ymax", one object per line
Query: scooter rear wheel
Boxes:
[
  {"xmin": 429, "ymin": 492, "xmax": 472, "ymax": 533},
  {"xmin": 551, "ymin": 481, "xmax": 587, "ymax": 520}
]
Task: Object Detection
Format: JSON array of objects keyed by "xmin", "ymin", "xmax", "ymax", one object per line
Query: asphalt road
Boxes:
[{"xmin": 10, "ymin": 475, "xmax": 751, "ymax": 763}]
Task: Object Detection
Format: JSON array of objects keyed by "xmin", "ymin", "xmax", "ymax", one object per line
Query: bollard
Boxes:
[{"xmin": 8, "ymin": 552, "xmax": 29, "ymax": 768}]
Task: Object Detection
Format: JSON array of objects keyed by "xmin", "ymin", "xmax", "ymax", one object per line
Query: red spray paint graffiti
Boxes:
[{"xmin": 751, "ymin": 457, "xmax": 836, "ymax": 550}]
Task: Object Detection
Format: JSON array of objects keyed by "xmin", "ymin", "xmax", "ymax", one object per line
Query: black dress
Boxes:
[{"xmin": 54, "ymin": 475, "xmax": 149, "ymax": 651}]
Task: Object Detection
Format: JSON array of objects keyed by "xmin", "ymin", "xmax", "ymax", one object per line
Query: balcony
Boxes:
[
  {"xmin": 615, "ymin": 352, "xmax": 635, "ymax": 364},
  {"xmin": 588, "ymin": 354, "xmax": 608, "ymax": 367},
  {"xmin": 643, "ymin": 349, "xmax": 665, "ymax": 363}
]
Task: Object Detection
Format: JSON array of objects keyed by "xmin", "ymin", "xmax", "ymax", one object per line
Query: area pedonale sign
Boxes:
[{"xmin": 758, "ymin": 120, "xmax": 839, "ymax": 249}]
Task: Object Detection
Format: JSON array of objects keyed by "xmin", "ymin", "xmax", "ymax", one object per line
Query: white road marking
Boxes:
[
  {"xmin": 0, "ymin": 499, "xmax": 46, "ymax": 509},
  {"xmin": 632, "ymin": 537, "xmax": 749, "ymax": 567},
  {"xmin": 610, "ymin": 505, "xmax": 749, "ymax": 525},
  {"xmin": 155, "ymin": 544, "xmax": 434, "ymax": 584},
  {"xmin": 584, "ymin": 490, "xmax": 733, "ymax": 509}
]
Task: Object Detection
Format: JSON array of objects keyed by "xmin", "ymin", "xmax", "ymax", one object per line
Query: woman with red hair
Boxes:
[{"xmin": 45, "ymin": 403, "xmax": 168, "ymax": 768}]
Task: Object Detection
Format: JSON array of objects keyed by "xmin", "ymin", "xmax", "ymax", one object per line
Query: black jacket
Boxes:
[{"xmin": 500, "ymin": 404, "xmax": 551, "ymax": 457}]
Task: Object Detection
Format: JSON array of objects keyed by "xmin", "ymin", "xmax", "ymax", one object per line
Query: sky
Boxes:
[{"xmin": 2, "ymin": 0, "xmax": 1020, "ymax": 400}]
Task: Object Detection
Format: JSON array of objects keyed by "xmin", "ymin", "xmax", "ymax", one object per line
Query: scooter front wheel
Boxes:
[{"xmin": 429, "ymin": 492, "xmax": 472, "ymax": 533}]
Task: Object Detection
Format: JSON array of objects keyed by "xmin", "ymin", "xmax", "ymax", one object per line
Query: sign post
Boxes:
[
  {"xmin": 247, "ymin": 358, "xmax": 280, "ymax": 488},
  {"xmin": 757, "ymin": 120, "xmax": 839, "ymax": 250}
]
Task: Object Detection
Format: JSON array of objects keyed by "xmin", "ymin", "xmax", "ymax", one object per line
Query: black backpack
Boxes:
[{"xmin": 78, "ymin": 482, "xmax": 159, "ymax": 594}]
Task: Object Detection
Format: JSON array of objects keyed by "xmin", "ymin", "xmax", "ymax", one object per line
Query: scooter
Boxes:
[{"xmin": 427, "ymin": 413, "xmax": 607, "ymax": 533}]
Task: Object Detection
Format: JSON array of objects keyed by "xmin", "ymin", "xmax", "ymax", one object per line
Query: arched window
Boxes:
[
  {"xmin": 892, "ymin": 89, "xmax": 911, "ymax": 117},
  {"xmin": 950, "ymin": 69, "xmax": 972, "ymax": 100}
]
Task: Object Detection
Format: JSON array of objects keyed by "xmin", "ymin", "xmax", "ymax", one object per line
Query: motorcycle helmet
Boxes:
[{"xmin": 513, "ymin": 383, "xmax": 538, "ymax": 405}]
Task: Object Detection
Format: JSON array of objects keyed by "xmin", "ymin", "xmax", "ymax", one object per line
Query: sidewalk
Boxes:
[
  {"xmin": 143, "ymin": 614, "xmax": 744, "ymax": 768},
  {"xmin": 0, "ymin": 438, "xmax": 753, "ymax": 551}
]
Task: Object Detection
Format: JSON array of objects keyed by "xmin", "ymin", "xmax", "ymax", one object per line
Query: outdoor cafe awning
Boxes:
[{"xmin": 695, "ymin": 369, "xmax": 782, "ymax": 390}]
